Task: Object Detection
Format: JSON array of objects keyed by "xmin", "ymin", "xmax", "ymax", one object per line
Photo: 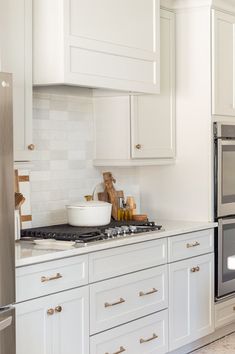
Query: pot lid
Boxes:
[{"xmin": 67, "ymin": 201, "xmax": 111, "ymax": 208}]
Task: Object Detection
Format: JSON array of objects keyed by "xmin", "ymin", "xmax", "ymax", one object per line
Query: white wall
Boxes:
[
  {"xmin": 30, "ymin": 87, "xmax": 140, "ymax": 227},
  {"xmin": 139, "ymin": 6, "xmax": 214, "ymax": 222}
]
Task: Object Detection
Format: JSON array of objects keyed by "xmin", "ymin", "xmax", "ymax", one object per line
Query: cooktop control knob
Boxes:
[{"xmin": 129, "ymin": 226, "xmax": 137, "ymax": 233}]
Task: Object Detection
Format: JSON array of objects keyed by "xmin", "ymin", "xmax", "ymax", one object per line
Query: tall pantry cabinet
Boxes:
[{"xmin": 0, "ymin": 0, "xmax": 33, "ymax": 161}]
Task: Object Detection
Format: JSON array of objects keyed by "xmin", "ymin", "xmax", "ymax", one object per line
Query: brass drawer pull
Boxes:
[
  {"xmin": 191, "ymin": 266, "xmax": 200, "ymax": 273},
  {"xmin": 104, "ymin": 298, "xmax": 125, "ymax": 308},
  {"xmin": 55, "ymin": 306, "xmax": 62, "ymax": 313},
  {"xmin": 135, "ymin": 144, "xmax": 142, "ymax": 150},
  {"xmin": 47, "ymin": 308, "xmax": 54, "ymax": 316},
  {"xmin": 139, "ymin": 288, "xmax": 158, "ymax": 297},
  {"xmin": 140, "ymin": 333, "xmax": 158, "ymax": 344},
  {"xmin": 105, "ymin": 346, "xmax": 126, "ymax": 354},
  {"xmin": 187, "ymin": 241, "xmax": 200, "ymax": 248},
  {"xmin": 41, "ymin": 273, "xmax": 63, "ymax": 283}
]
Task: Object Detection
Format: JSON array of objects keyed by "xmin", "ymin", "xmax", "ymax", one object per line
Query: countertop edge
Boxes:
[{"xmin": 15, "ymin": 221, "xmax": 218, "ymax": 268}]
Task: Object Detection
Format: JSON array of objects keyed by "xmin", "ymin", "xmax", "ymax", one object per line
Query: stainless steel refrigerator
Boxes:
[{"xmin": 0, "ymin": 72, "xmax": 15, "ymax": 354}]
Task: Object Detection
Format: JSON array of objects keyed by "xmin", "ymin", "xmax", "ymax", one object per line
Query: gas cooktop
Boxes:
[{"xmin": 21, "ymin": 221, "xmax": 162, "ymax": 245}]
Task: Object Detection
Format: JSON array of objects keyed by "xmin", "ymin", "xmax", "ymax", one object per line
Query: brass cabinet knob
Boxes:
[
  {"xmin": 55, "ymin": 306, "xmax": 62, "ymax": 313},
  {"xmin": 135, "ymin": 144, "xmax": 142, "ymax": 150},
  {"xmin": 191, "ymin": 266, "xmax": 200, "ymax": 273},
  {"xmin": 28, "ymin": 144, "xmax": 35, "ymax": 151},
  {"xmin": 47, "ymin": 308, "xmax": 54, "ymax": 316}
]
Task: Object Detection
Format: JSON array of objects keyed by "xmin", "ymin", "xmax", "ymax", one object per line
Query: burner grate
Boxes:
[{"xmin": 21, "ymin": 221, "xmax": 162, "ymax": 243}]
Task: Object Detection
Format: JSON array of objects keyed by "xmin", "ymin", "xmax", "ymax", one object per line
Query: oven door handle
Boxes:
[{"xmin": 219, "ymin": 218, "xmax": 235, "ymax": 226}]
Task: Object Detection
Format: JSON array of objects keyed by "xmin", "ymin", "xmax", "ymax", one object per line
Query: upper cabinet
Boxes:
[
  {"xmin": 131, "ymin": 9, "xmax": 175, "ymax": 159},
  {"xmin": 0, "ymin": 0, "xmax": 33, "ymax": 161},
  {"xmin": 93, "ymin": 9, "xmax": 175, "ymax": 166},
  {"xmin": 33, "ymin": 0, "xmax": 160, "ymax": 94},
  {"xmin": 212, "ymin": 10, "xmax": 235, "ymax": 117}
]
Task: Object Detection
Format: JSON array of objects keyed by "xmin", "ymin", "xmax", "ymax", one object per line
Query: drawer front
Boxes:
[
  {"xmin": 89, "ymin": 239, "xmax": 167, "ymax": 282},
  {"xmin": 16, "ymin": 255, "xmax": 88, "ymax": 302},
  {"xmin": 168, "ymin": 229, "xmax": 214, "ymax": 262},
  {"xmin": 90, "ymin": 266, "xmax": 168, "ymax": 335},
  {"xmin": 90, "ymin": 310, "xmax": 168, "ymax": 354},
  {"xmin": 215, "ymin": 298, "xmax": 235, "ymax": 329}
]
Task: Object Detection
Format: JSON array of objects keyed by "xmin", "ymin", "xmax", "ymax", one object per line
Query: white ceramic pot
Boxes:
[{"xmin": 66, "ymin": 201, "xmax": 112, "ymax": 227}]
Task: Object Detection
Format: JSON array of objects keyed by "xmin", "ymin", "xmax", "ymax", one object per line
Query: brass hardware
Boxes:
[
  {"xmin": 135, "ymin": 144, "xmax": 142, "ymax": 150},
  {"xmin": 186, "ymin": 241, "xmax": 200, "ymax": 248},
  {"xmin": 28, "ymin": 144, "xmax": 35, "ymax": 151},
  {"xmin": 105, "ymin": 346, "xmax": 126, "ymax": 354},
  {"xmin": 191, "ymin": 266, "xmax": 200, "ymax": 273},
  {"xmin": 41, "ymin": 273, "xmax": 63, "ymax": 283},
  {"xmin": 139, "ymin": 288, "xmax": 158, "ymax": 297},
  {"xmin": 55, "ymin": 306, "xmax": 62, "ymax": 313},
  {"xmin": 47, "ymin": 308, "xmax": 54, "ymax": 316},
  {"xmin": 139, "ymin": 333, "xmax": 158, "ymax": 344},
  {"xmin": 104, "ymin": 298, "xmax": 125, "ymax": 308}
]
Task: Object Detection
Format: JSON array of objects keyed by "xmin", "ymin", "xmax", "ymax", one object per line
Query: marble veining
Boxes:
[{"xmin": 192, "ymin": 332, "xmax": 235, "ymax": 353}]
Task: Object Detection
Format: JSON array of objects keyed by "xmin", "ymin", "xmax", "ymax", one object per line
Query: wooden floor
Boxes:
[{"xmin": 192, "ymin": 332, "xmax": 235, "ymax": 353}]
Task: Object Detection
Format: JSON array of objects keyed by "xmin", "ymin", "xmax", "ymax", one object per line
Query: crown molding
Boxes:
[{"xmin": 160, "ymin": 0, "xmax": 235, "ymax": 13}]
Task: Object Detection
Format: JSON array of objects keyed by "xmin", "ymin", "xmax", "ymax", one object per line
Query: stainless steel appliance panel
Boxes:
[
  {"xmin": 217, "ymin": 139, "xmax": 235, "ymax": 217},
  {"xmin": 0, "ymin": 73, "xmax": 15, "ymax": 306},
  {"xmin": 217, "ymin": 218, "xmax": 235, "ymax": 298},
  {"xmin": 0, "ymin": 307, "xmax": 15, "ymax": 354}
]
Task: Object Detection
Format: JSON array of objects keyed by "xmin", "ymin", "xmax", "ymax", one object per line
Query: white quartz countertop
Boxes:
[{"xmin": 15, "ymin": 220, "xmax": 218, "ymax": 267}]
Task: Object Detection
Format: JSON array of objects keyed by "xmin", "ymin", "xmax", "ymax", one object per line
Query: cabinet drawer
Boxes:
[
  {"xmin": 89, "ymin": 239, "xmax": 167, "ymax": 282},
  {"xmin": 90, "ymin": 265, "xmax": 168, "ymax": 335},
  {"xmin": 215, "ymin": 298, "xmax": 235, "ymax": 329},
  {"xmin": 90, "ymin": 310, "xmax": 168, "ymax": 354},
  {"xmin": 168, "ymin": 229, "xmax": 214, "ymax": 262},
  {"xmin": 16, "ymin": 255, "xmax": 88, "ymax": 302}
]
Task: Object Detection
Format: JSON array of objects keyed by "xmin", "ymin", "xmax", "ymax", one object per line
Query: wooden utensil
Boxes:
[
  {"xmin": 15, "ymin": 192, "xmax": 25, "ymax": 210},
  {"xmin": 102, "ymin": 172, "xmax": 119, "ymax": 220}
]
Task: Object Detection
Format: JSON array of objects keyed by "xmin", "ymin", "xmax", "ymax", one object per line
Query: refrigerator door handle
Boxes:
[{"xmin": 0, "ymin": 316, "xmax": 12, "ymax": 332}]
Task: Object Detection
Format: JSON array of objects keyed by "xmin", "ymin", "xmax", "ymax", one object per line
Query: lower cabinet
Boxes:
[
  {"xmin": 169, "ymin": 253, "xmax": 214, "ymax": 351},
  {"xmin": 16, "ymin": 286, "xmax": 89, "ymax": 354},
  {"xmin": 90, "ymin": 310, "xmax": 168, "ymax": 354}
]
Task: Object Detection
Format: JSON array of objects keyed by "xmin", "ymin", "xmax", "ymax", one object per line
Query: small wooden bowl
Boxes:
[{"xmin": 132, "ymin": 214, "xmax": 148, "ymax": 222}]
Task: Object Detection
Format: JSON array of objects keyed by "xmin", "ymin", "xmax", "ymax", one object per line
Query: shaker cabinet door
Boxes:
[
  {"xmin": 169, "ymin": 253, "xmax": 214, "ymax": 351},
  {"xmin": 212, "ymin": 10, "xmax": 235, "ymax": 117},
  {"xmin": 131, "ymin": 10, "xmax": 175, "ymax": 159},
  {"xmin": 16, "ymin": 287, "xmax": 89, "ymax": 354}
]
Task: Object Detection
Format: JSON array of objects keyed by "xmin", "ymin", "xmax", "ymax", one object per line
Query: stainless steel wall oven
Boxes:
[{"xmin": 214, "ymin": 123, "xmax": 235, "ymax": 298}]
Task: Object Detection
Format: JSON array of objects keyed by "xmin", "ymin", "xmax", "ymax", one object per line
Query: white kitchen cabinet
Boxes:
[
  {"xmin": 93, "ymin": 9, "xmax": 175, "ymax": 166},
  {"xmin": 169, "ymin": 253, "xmax": 214, "ymax": 351},
  {"xmin": 0, "ymin": 0, "xmax": 33, "ymax": 161},
  {"xmin": 212, "ymin": 10, "xmax": 235, "ymax": 117},
  {"xmin": 131, "ymin": 9, "xmax": 175, "ymax": 159},
  {"xmin": 90, "ymin": 265, "xmax": 168, "ymax": 335},
  {"xmin": 90, "ymin": 310, "xmax": 168, "ymax": 354},
  {"xmin": 16, "ymin": 286, "xmax": 89, "ymax": 354},
  {"xmin": 33, "ymin": 0, "xmax": 160, "ymax": 94}
]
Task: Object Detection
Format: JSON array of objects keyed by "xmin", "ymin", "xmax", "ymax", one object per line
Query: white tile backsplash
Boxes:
[{"xmin": 30, "ymin": 88, "xmax": 140, "ymax": 227}]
